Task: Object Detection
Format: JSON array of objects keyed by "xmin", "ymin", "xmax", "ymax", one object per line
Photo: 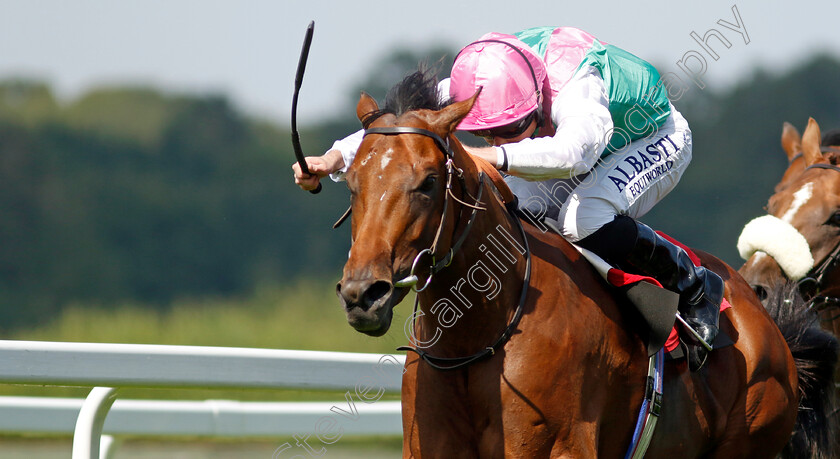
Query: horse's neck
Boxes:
[{"xmin": 414, "ymin": 171, "xmax": 636, "ymax": 366}]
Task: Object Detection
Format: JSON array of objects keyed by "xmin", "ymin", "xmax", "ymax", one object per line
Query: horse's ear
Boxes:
[
  {"xmin": 802, "ymin": 117, "xmax": 823, "ymax": 166},
  {"xmin": 356, "ymin": 92, "xmax": 379, "ymax": 123},
  {"xmin": 781, "ymin": 122, "xmax": 801, "ymax": 162},
  {"xmin": 431, "ymin": 89, "xmax": 481, "ymax": 135}
]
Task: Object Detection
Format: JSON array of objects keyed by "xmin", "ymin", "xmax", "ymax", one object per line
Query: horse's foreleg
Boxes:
[{"xmin": 545, "ymin": 425, "xmax": 599, "ymax": 459}]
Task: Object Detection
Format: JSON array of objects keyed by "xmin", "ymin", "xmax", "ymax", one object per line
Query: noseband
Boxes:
[{"xmin": 361, "ymin": 126, "xmax": 532, "ymax": 370}]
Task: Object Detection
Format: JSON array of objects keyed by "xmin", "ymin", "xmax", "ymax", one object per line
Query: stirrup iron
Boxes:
[{"xmin": 675, "ymin": 312, "xmax": 713, "ymax": 351}]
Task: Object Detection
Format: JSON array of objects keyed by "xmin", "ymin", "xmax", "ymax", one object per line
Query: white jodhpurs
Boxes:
[{"xmin": 508, "ymin": 105, "xmax": 692, "ymax": 242}]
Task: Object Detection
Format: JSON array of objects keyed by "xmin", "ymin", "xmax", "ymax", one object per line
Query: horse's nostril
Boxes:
[
  {"xmin": 754, "ymin": 285, "xmax": 768, "ymax": 302},
  {"xmin": 338, "ymin": 279, "xmax": 392, "ymax": 312},
  {"xmin": 364, "ymin": 281, "xmax": 392, "ymax": 308}
]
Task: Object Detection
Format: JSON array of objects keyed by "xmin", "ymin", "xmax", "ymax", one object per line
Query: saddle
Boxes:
[{"xmin": 577, "ymin": 243, "xmax": 734, "ymax": 360}]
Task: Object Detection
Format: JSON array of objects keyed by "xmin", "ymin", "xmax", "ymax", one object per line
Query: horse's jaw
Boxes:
[
  {"xmin": 337, "ymin": 282, "xmax": 410, "ymax": 336},
  {"xmin": 739, "ymin": 252, "xmax": 786, "ymax": 303},
  {"xmin": 347, "ymin": 304, "xmax": 393, "ymax": 337}
]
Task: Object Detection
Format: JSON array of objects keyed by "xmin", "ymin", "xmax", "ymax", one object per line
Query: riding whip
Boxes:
[{"xmin": 291, "ymin": 20, "xmax": 321, "ymax": 194}]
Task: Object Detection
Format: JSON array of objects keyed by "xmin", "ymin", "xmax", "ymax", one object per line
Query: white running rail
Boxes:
[{"xmin": 0, "ymin": 340, "xmax": 405, "ymax": 459}]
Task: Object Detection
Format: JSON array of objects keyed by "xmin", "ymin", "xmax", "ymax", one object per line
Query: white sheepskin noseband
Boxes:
[{"xmin": 737, "ymin": 215, "xmax": 814, "ymax": 280}]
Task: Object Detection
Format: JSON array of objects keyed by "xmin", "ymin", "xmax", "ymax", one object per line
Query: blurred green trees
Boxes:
[
  {"xmin": 644, "ymin": 54, "xmax": 840, "ymax": 262},
  {"xmin": 0, "ymin": 49, "xmax": 838, "ymax": 330},
  {"xmin": 0, "ymin": 82, "xmax": 352, "ymax": 328}
]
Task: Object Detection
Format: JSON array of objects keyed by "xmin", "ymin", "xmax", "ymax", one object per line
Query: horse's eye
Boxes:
[
  {"xmin": 416, "ymin": 175, "xmax": 437, "ymax": 194},
  {"xmin": 827, "ymin": 211, "xmax": 840, "ymax": 227}
]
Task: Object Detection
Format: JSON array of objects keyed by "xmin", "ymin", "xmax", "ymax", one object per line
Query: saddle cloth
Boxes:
[{"xmin": 576, "ymin": 233, "xmax": 732, "ymax": 355}]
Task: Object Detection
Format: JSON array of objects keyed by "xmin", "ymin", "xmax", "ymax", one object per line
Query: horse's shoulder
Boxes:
[
  {"xmin": 522, "ymin": 220, "xmax": 584, "ymax": 265},
  {"xmin": 520, "ymin": 220, "xmax": 618, "ymax": 303}
]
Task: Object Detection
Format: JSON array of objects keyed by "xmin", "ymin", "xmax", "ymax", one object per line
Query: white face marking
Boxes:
[
  {"xmin": 380, "ymin": 149, "xmax": 393, "ymax": 170},
  {"xmin": 380, "ymin": 191, "xmax": 387, "ymax": 202},
  {"xmin": 781, "ymin": 182, "xmax": 814, "ymax": 222}
]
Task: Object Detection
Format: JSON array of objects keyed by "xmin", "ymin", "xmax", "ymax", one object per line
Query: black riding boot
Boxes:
[
  {"xmin": 578, "ymin": 216, "xmax": 723, "ymax": 370},
  {"xmin": 624, "ymin": 221, "xmax": 723, "ymax": 370}
]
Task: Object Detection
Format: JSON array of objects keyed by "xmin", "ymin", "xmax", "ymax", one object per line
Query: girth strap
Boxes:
[{"xmin": 625, "ymin": 349, "xmax": 664, "ymax": 459}]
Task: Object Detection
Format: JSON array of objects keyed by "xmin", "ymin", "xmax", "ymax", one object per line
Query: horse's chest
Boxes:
[{"xmin": 413, "ymin": 365, "xmax": 555, "ymax": 452}]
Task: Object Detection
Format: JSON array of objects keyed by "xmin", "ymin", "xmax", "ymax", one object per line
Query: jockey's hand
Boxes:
[
  {"xmin": 463, "ymin": 145, "xmax": 502, "ymax": 170},
  {"xmin": 292, "ymin": 149, "xmax": 345, "ymax": 191}
]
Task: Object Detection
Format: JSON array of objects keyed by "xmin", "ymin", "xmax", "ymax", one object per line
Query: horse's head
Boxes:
[
  {"xmin": 740, "ymin": 118, "xmax": 840, "ymax": 300},
  {"xmin": 336, "ymin": 76, "xmax": 479, "ymax": 336}
]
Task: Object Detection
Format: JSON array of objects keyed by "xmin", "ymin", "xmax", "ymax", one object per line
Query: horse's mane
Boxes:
[
  {"xmin": 361, "ymin": 66, "xmax": 450, "ymax": 128},
  {"xmin": 763, "ymin": 281, "xmax": 839, "ymax": 459}
]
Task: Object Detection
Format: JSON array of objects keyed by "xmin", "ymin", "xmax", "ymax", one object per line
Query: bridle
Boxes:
[
  {"xmin": 360, "ymin": 125, "xmax": 532, "ymax": 371},
  {"xmin": 364, "ymin": 126, "xmax": 487, "ymax": 292},
  {"xmin": 795, "ymin": 158, "xmax": 840, "ymax": 321}
]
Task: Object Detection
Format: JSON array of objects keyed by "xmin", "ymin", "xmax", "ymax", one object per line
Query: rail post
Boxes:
[{"xmin": 72, "ymin": 386, "xmax": 119, "ymax": 459}]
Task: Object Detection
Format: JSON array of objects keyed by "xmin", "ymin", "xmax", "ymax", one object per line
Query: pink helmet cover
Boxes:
[{"xmin": 450, "ymin": 32, "xmax": 547, "ymax": 131}]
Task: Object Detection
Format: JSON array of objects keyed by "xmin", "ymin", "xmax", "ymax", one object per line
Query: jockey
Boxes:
[{"xmin": 294, "ymin": 26, "xmax": 723, "ymax": 369}]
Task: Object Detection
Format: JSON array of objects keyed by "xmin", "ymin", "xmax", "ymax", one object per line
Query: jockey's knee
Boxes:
[{"xmin": 552, "ymin": 196, "xmax": 620, "ymax": 243}]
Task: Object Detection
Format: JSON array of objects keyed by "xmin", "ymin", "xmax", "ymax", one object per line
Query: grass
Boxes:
[{"xmin": 2, "ymin": 280, "xmax": 414, "ymax": 401}]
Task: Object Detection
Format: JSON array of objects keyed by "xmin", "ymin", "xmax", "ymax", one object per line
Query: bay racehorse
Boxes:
[
  {"xmin": 739, "ymin": 118, "xmax": 840, "ymax": 339},
  {"xmin": 738, "ymin": 118, "xmax": 840, "ymax": 442},
  {"xmin": 334, "ymin": 71, "xmax": 835, "ymax": 458}
]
